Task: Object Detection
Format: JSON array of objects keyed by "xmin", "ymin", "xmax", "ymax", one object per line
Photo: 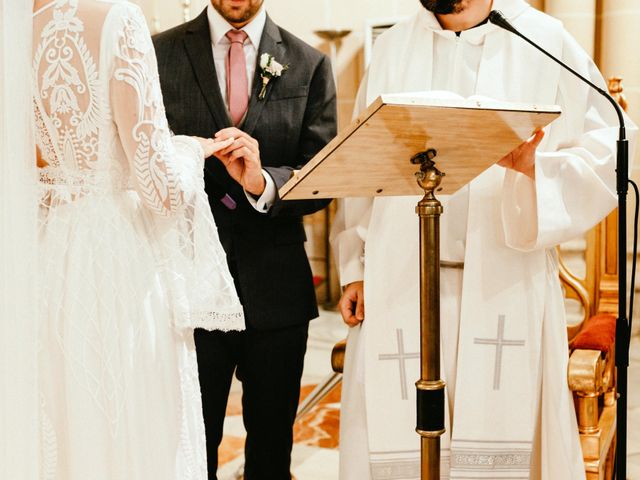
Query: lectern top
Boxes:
[{"xmin": 279, "ymin": 93, "xmax": 561, "ymax": 200}]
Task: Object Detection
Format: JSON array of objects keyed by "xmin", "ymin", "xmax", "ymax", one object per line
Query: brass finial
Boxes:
[{"xmin": 412, "ymin": 149, "xmax": 444, "ymax": 194}]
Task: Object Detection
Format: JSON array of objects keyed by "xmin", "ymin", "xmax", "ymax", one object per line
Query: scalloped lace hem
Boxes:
[{"xmin": 177, "ymin": 311, "xmax": 245, "ymax": 332}]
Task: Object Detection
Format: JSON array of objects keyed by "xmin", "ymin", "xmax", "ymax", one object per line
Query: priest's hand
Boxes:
[
  {"xmin": 339, "ymin": 281, "xmax": 365, "ymax": 327},
  {"xmin": 214, "ymin": 127, "xmax": 266, "ymax": 196},
  {"xmin": 498, "ymin": 129, "xmax": 545, "ymax": 180}
]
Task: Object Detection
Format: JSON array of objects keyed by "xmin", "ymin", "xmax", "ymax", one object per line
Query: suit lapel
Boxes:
[
  {"xmin": 183, "ymin": 9, "xmax": 232, "ymax": 130},
  {"xmin": 242, "ymin": 16, "xmax": 285, "ymax": 136}
]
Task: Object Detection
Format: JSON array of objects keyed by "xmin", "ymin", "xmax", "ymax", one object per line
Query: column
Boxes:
[
  {"xmin": 600, "ymin": 0, "xmax": 640, "ymax": 247},
  {"xmin": 545, "ymin": 0, "xmax": 596, "ymax": 57},
  {"xmin": 599, "ymin": 0, "xmax": 640, "ymax": 120}
]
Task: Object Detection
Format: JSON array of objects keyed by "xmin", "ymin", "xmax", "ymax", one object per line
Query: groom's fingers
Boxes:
[
  {"xmin": 209, "ymin": 137, "xmax": 235, "ymax": 154},
  {"xmin": 219, "ymin": 137, "xmax": 258, "ymax": 157},
  {"xmin": 215, "ymin": 127, "xmax": 248, "ymax": 142},
  {"xmin": 216, "ymin": 128, "xmax": 259, "ymax": 149},
  {"xmin": 230, "ymin": 147, "xmax": 253, "ymax": 161}
]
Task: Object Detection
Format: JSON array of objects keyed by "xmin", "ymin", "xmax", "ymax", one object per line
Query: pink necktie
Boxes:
[{"xmin": 225, "ymin": 30, "xmax": 249, "ymax": 126}]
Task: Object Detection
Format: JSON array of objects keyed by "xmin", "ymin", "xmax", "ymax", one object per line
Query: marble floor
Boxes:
[{"xmin": 217, "ymin": 309, "xmax": 640, "ymax": 480}]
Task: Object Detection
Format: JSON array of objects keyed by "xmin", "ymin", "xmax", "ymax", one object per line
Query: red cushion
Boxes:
[{"xmin": 572, "ymin": 313, "xmax": 617, "ymax": 353}]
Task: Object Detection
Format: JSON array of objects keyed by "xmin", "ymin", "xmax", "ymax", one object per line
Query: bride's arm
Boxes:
[{"xmin": 107, "ymin": 4, "xmax": 228, "ymax": 216}]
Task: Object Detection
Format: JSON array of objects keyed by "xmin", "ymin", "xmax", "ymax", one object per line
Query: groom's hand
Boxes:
[{"xmin": 214, "ymin": 127, "xmax": 266, "ymax": 196}]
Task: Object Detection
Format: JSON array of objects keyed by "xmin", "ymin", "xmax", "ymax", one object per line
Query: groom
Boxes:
[{"xmin": 153, "ymin": 0, "xmax": 337, "ymax": 478}]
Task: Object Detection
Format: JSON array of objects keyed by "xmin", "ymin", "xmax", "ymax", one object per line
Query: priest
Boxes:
[{"xmin": 331, "ymin": 0, "xmax": 637, "ymax": 479}]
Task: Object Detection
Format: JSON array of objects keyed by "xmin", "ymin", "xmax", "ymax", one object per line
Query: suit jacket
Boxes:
[{"xmin": 153, "ymin": 9, "xmax": 337, "ymax": 330}]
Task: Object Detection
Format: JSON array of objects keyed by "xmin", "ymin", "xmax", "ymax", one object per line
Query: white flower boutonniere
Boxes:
[{"xmin": 258, "ymin": 53, "xmax": 288, "ymax": 100}]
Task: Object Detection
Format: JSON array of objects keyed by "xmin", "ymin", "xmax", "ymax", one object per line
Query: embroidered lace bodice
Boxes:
[{"xmin": 33, "ymin": 0, "xmax": 200, "ymax": 215}]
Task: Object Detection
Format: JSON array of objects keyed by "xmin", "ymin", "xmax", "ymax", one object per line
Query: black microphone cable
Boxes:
[{"xmin": 628, "ymin": 179, "xmax": 638, "ymax": 333}]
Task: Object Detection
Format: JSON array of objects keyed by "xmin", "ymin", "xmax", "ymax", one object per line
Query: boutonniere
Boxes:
[{"xmin": 258, "ymin": 53, "xmax": 288, "ymax": 100}]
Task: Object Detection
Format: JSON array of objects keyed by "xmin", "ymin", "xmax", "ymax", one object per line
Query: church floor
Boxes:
[{"xmin": 217, "ymin": 309, "xmax": 640, "ymax": 480}]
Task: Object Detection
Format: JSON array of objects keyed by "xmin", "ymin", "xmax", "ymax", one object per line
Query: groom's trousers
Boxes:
[{"xmin": 194, "ymin": 321, "xmax": 309, "ymax": 480}]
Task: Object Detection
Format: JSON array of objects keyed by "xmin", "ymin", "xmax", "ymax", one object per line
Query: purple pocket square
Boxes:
[{"xmin": 221, "ymin": 193, "xmax": 237, "ymax": 210}]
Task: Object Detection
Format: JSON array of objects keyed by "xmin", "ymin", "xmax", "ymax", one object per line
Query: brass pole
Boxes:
[{"xmin": 412, "ymin": 150, "xmax": 446, "ymax": 479}]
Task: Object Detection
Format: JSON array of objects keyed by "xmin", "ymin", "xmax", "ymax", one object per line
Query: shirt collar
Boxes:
[{"xmin": 207, "ymin": 4, "xmax": 267, "ymax": 48}]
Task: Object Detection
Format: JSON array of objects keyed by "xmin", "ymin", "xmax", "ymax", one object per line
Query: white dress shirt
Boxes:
[{"xmin": 207, "ymin": 5, "xmax": 276, "ymax": 213}]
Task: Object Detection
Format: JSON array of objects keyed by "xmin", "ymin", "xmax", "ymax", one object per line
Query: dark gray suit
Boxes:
[{"xmin": 153, "ymin": 8, "xmax": 337, "ymax": 479}]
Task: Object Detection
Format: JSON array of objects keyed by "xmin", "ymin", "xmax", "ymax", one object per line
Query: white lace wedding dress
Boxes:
[{"xmin": 33, "ymin": 1, "xmax": 244, "ymax": 478}]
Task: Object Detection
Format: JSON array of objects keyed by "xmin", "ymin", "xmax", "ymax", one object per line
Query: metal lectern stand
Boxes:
[
  {"xmin": 279, "ymin": 93, "xmax": 560, "ymax": 478},
  {"xmin": 413, "ymin": 150, "xmax": 446, "ymax": 477}
]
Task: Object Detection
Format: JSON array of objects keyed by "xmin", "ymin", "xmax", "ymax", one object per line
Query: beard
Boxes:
[
  {"xmin": 419, "ymin": 0, "xmax": 466, "ymax": 14},
  {"xmin": 211, "ymin": 0, "xmax": 264, "ymax": 25}
]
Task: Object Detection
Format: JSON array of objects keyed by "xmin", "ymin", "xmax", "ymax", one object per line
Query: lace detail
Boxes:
[
  {"xmin": 33, "ymin": 100, "xmax": 60, "ymax": 170},
  {"xmin": 181, "ymin": 312, "xmax": 246, "ymax": 332},
  {"xmin": 111, "ymin": 8, "xmax": 185, "ymax": 216},
  {"xmin": 33, "ymin": 0, "xmax": 103, "ymax": 173}
]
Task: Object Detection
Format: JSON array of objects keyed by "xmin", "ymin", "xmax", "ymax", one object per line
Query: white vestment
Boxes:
[{"xmin": 331, "ymin": 1, "xmax": 637, "ymax": 479}]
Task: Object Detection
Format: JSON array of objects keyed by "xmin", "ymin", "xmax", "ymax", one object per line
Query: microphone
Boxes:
[
  {"xmin": 489, "ymin": 9, "xmax": 631, "ymax": 479},
  {"xmin": 487, "ymin": 10, "xmax": 519, "ymax": 35}
]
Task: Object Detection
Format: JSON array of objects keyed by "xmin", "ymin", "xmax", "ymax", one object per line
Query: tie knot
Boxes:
[{"xmin": 226, "ymin": 29, "xmax": 248, "ymax": 44}]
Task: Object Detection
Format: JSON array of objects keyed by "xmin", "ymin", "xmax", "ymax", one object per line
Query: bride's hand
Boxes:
[{"xmin": 194, "ymin": 136, "xmax": 234, "ymax": 158}]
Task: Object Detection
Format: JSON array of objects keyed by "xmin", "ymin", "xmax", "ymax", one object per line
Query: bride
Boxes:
[{"xmin": 24, "ymin": 0, "xmax": 245, "ymax": 478}]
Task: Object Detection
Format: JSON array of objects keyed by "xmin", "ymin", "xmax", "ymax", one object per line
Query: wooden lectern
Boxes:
[{"xmin": 280, "ymin": 94, "xmax": 561, "ymax": 479}]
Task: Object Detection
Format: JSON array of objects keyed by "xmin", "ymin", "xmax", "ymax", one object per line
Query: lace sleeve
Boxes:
[
  {"xmin": 104, "ymin": 4, "xmax": 245, "ymax": 332},
  {"xmin": 108, "ymin": 3, "xmax": 201, "ymax": 216}
]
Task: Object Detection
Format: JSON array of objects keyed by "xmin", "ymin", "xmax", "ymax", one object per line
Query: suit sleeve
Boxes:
[{"xmin": 266, "ymin": 54, "xmax": 337, "ymax": 217}]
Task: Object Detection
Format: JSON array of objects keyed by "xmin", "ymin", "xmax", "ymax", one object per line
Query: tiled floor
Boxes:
[{"xmin": 218, "ymin": 309, "xmax": 640, "ymax": 480}]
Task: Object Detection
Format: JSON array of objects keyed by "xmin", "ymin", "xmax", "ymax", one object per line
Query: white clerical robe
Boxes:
[{"xmin": 331, "ymin": 1, "xmax": 637, "ymax": 479}]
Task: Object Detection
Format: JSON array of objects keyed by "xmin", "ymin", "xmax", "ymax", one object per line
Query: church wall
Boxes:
[{"xmin": 545, "ymin": 0, "xmax": 596, "ymax": 56}]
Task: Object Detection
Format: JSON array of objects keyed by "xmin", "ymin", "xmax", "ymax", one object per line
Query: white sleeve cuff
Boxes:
[{"xmin": 245, "ymin": 170, "xmax": 277, "ymax": 213}]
